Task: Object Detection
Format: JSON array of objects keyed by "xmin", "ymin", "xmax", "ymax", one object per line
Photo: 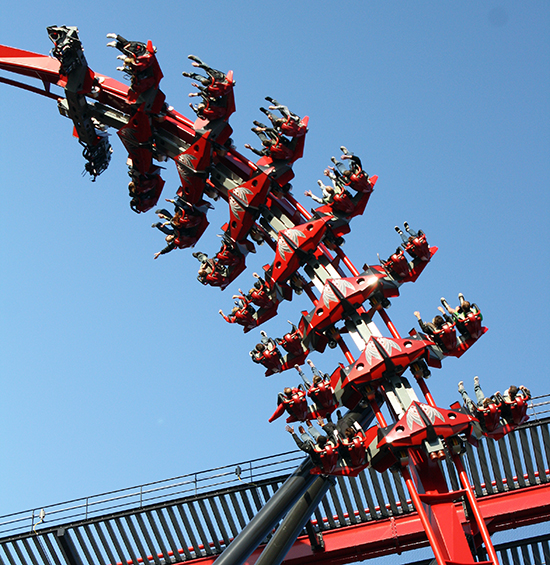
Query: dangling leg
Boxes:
[
  {"xmin": 152, "ymin": 222, "xmax": 173, "ymax": 236},
  {"xmin": 404, "ymin": 222, "xmax": 419, "ymax": 238},
  {"xmin": 294, "ymin": 365, "xmax": 311, "ymax": 388},
  {"xmin": 458, "ymin": 381, "xmax": 476, "ymax": 413},
  {"xmin": 395, "ymin": 225, "xmax": 408, "ymax": 243},
  {"xmin": 473, "ymin": 376, "xmax": 486, "ymax": 405}
]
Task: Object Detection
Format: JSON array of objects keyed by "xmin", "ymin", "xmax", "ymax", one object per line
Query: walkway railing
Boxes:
[
  {"xmin": 1, "ymin": 407, "xmax": 549, "ymax": 565},
  {"xmin": 0, "ymin": 451, "xmax": 303, "ymax": 538}
]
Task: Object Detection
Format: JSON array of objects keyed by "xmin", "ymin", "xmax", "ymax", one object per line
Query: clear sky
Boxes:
[{"xmin": 0, "ymin": 0, "xmax": 549, "ymax": 547}]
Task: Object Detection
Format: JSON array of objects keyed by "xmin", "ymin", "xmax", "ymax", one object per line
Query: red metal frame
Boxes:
[
  {"xmin": 0, "ymin": 32, "xmax": 526, "ymax": 565},
  {"xmin": 143, "ymin": 482, "xmax": 550, "ymax": 565}
]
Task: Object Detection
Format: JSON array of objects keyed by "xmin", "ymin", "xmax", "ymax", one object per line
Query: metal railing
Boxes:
[
  {"xmin": 1, "ymin": 408, "xmax": 549, "ymax": 565},
  {"xmin": 0, "ymin": 451, "xmax": 303, "ymax": 539}
]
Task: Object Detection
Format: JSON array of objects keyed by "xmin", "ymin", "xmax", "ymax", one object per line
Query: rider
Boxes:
[
  {"xmin": 458, "ymin": 376, "xmax": 488, "ymax": 414},
  {"xmin": 304, "ymin": 180, "xmax": 336, "ymax": 205},
  {"xmin": 414, "ymin": 311, "xmax": 446, "ymax": 336}
]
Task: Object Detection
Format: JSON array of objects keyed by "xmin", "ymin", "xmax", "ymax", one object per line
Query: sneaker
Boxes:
[
  {"xmin": 474, "ymin": 376, "xmax": 480, "ymax": 386},
  {"xmin": 458, "ymin": 381, "xmax": 465, "ymax": 393}
]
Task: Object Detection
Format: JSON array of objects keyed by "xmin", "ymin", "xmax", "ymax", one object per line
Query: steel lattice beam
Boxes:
[{"xmin": 188, "ymin": 482, "xmax": 550, "ymax": 565}]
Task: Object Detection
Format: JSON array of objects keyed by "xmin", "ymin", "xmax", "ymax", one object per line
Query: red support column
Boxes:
[
  {"xmin": 415, "ymin": 377, "xmax": 437, "ymax": 408},
  {"xmin": 377, "ymin": 309, "xmax": 401, "ymax": 339},
  {"xmin": 334, "ymin": 247, "xmax": 360, "ymax": 277},
  {"xmin": 453, "ymin": 454, "xmax": 500, "ymax": 564},
  {"xmin": 336, "ymin": 335, "xmax": 355, "ymax": 365},
  {"xmin": 400, "ymin": 466, "xmax": 450, "ymax": 565},
  {"xmin": 369, "ymin": 398, "xmax": 388, "ymax": 428},
  {"xmin": 285, "ymin": 193, "xmax": 311, "ymax": 221}
]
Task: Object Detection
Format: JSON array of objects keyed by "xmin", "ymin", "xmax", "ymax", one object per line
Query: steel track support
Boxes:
[
  {"xmin": 55, "ymin": 528, "xmax": 85, "ymax": 565},
  {"xmin": 254, "ymin": 474, "xmax": 335, "ymax": 565},
  {"xmin": 212, "ymin": 459, "xmax": 317, "ymax": 565}
]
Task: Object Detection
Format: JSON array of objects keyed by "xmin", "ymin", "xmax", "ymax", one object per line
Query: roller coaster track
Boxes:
[
  {"xmin": 1, "ymin": 416, "xmax": 550, "ymax": 565},
  {"xmin": 0, "ymin": 27, "xmax": 544, "ymax": 565}
]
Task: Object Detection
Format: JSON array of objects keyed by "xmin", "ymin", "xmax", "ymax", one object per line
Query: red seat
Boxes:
[
  {"xmin": 433, "ymin": 323, "xmax": 458, "ymax": 352},
  {"xmin": 344, "ymin": 435, "xmax": 367, "ymax": 469},
  {"xmin": 404, "ymin": 233, "xmax": 430, "ymax": 261},
  {"xmin": 479, "ymin": 403, "xmax": 501, "ymax": 432},
  {"xmin": 509, "ymin": 396, "xmax": 529, "ymax": 426},
  {"xmin": 308, "ymin": 381, "xmax": 336, "ymax": 411},
  {"xmin": 460, "ymin": 310, "xmax": 483, "ymax": 339},
  {"xmin": 383, "ymin": 250, "xmax": 410, "ymax": 279},
  {"xmin": 284, "ymin": 389, "xmax": 309, "ymax": 422},
  {"xmin": 318, "ymin": 443, "xmax": 339, "ymax": 474}
]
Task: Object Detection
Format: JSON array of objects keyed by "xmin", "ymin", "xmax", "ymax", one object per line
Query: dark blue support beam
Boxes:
[{"xmin": 55, "ymin": 528, "xmax": 85, "ymax": 565}]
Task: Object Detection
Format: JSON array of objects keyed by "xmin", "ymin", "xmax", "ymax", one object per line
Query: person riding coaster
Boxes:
[
  {"xmin": 276, "ymin": 322, "xmax": 305, "ymax": 357},
  {"xmin": 440, "ymin": 293, "xmax": 483, "ymax": 339},
  {"xmin": 184, "ymin": 55, "xmax": 235, "ymax": 99},
  {"xmin": 396, "ymin": 222, "xmax": 430, "ymax": 261},
  {"xmin": 106, "ymin": 33, "xmax": 165, "ymax": 114},
  {"xmin": 414, "ymin": 310, "xmax": 458, "ymax": 353},
  {"xmin": 295, "ymin": 360, "xmax": 337, "ymax": 413},
  {"xmin": 250, "ymin": 338, "xmax": 283, "ymax": 373},
  {"xmin": 459, "ymin": 378, "xmax": 531, "ymax": 433},
  {"xmin": 270, "ymin": 386, "xmax": 309, "ymax": 423},
  {"xmin": 380, "ymin": 247, "xmax": 410, "ymax": 279}
]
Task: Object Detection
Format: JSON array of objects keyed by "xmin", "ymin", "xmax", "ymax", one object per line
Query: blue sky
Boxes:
[{"xmin": 0, "ymin": 0, "xmax": 549, "ymax": 537}]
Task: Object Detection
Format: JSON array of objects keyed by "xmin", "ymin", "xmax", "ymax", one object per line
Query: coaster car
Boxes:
[
  {"xmin": 474, "ymin": 394, "xmax": 530, "ymax": 441},
  {"xmin": 107, "ymin": 33, "xmax": 165, "ymax": 113},
  {"xmin": 251, "ymin": 343, "xmax": 283, "ymax": 374},
  {"xmin": 269, "ymin": 387, "xmax": 309, "ymax": 423},
  {"xmin": 309, "ymin": 427, "xmax": 373, "ymax": 477},
  {"xmin": 227, "ymin": 171, "xmax": 272, "ymax": 242},
  {"xmin": 330, "ymin": 335, "xmax": 434, "ymax": 409},
  {"xmin": 174, "ymin": 131, "xmax": 213, "ymax": 204},
  {"xmin": 184, "ymin": 55, "xmax": 236, "ymax": 125},
  {"xmin": 380, "ymin": 242, "xmax": 438, "ymax": 284},
  {"xmin": 309, "ymin": 442, "xmax": 340, "ymax": 475},
  {"xmin": 253, "ymin": 116, "xmax": 309, "ymax": 167},
  {"xmin": 313, "ymin": 176, "xmax": 378, "ymax": 223},
  {"xmin": 368, "ymin": 402, "xmax": 473, "ymax": 473},
  {"xmin": 412, "ymin": 318, "xmax": 488, "ymax": 361},
  {"xmin": 265, "ymin": 216, "xmax": 331, "ymax": 287}
]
